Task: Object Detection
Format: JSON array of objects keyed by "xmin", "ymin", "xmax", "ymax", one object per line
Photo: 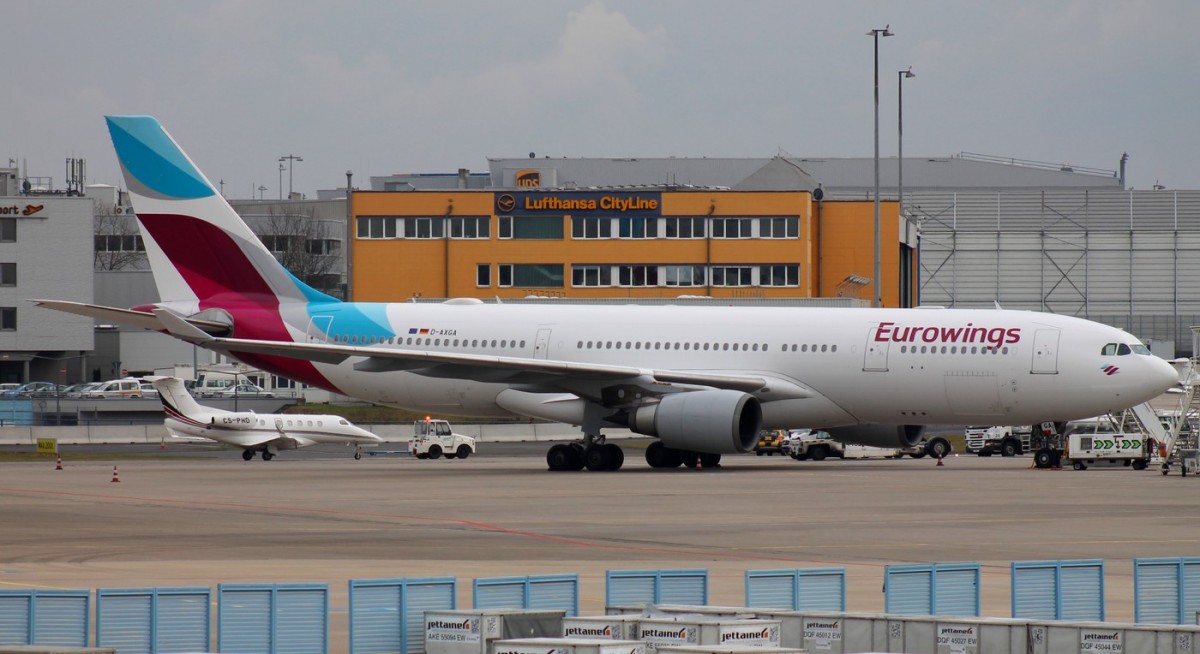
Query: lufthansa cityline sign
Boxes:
[{"xmin": 495, "ymin": 191, "xmax": 661, "ymax": 216}]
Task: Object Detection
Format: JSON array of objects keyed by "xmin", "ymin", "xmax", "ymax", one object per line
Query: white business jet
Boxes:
[
  {"xmin": 153, "ymin": 377, "xmax": 382, "ymax": 461},
  {"xmin": 36, "ymin": 116, "xmax": 1179, "ymax": 472}
]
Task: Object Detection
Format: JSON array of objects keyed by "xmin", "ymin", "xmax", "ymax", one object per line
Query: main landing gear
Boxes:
[
  {"xmin": 546, "ymin": 442, "xmax": 625, "ymax": 471},
  {"xmin": 242, "ymin": 448, "xmax": 275, "ymax": 461},
  {"xmin": 645, "ymin": 441, "xmax": 721, "ymax": 469}
]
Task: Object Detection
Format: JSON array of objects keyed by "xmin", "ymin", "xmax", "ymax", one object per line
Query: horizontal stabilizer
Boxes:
[{"xmin": 32, "ymin": 299, "xmax": 230, "ymax": 334}]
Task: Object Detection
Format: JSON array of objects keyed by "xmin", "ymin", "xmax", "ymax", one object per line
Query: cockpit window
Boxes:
[
  {"xmin": 1101, "ymin": 343, "xmax": 1118, "ymax": 356},
  {"xmin": 1117, "ymin": 344, "xmax": 1132, "ymax": 355},
  {"xmin": 1132, "ymin": 343, "xmax": 1151, "ymax": 355}
]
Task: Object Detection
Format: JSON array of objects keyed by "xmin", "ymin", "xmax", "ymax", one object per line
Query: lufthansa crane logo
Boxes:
[{"xmin": 496, "ymin": 194, "xmax": 516, "ymax": 213}]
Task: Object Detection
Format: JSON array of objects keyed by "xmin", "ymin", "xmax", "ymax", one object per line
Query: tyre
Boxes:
[
  {"xmin": 810, "ymin": 446, "xmax": 828, "ymax": 462},
  {"xmin": 699, "ymin": 452, "xmax": 721, "ymax": 468},
  {"xmin": 415, "ymin": 453, "xmax": 429, "ymax": 460},
  {"xmin": 645, "ymin": 441, "xmax": 669, "ymax": 468},
  {"xmin": 680, "ymin": 451, "xmax": 700, "ymax": 469},
  {"xmin": 456, "ymin": 444, "xmax": 472, "ymax": 459},
  {"xmin": 242, "ymin": 449, "xmax": 255, "ymax": 461},
  {"xmin": 261, "ymin": 450, "xmax": 274, "ymax": 461},
  {"xmin": 1132, "ymin": 459, "xmax": 1148, "ymax": 471},
  {"xmin": 604, "ymin": 443, "xmax": 625, "ymax": 471},
  {"xmin": 427, "ymin": 444, "xmax": 442, "ymax": 460},
  {"xmin": 1000, "ymin": 439, "xmax": 1019, "ymax": 457},
  {"xmin": 909, "ymin": 450, "xmax": 927, "ymax": 459},
  {"xmin": 584, "ymin": 446, "xmax": 611, "ymax": 472},
  {"xmin": 547, "ymin": 443, "xmax": 572, "ymax": 471},
  {"xmin": 926, "ymin": 438, "xmax": 951, "ymax": 459},
  {"xmin": 1072, "ymin": 461, "xmax": 1086, "ymax": 470},
  {"xmin": 1034, "ymin": 448, "xmax": 1053, "ymax": 469}
]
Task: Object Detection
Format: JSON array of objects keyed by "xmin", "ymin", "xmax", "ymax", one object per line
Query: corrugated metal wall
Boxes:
[{"xmin": 915, "ymin": 190, "xmax": 1200, "ymax": 355}]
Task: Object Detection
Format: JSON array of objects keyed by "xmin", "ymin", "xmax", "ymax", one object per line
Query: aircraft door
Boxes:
[
  {"xmin": 863, "ymin": 325, "xmax": 890, "ymax": 372},
  {"xmin": 534, "ymin": 328, "xmax": 552, "ymax": 359},
  {"xmin": 1031, "ymin": 329, "xmax": 1060, "ymax": 374},
  {"xmin": 274, "ymin": 417, "xmax": 284, "ymax": 433},
  {"xmin": 306, "ymin": 316, "xmax": 334, "ymax": 343}
]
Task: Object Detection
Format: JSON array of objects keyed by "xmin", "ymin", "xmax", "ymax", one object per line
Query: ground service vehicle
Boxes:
[
  {"xmin": 83, "ymin": 378, "xmax": 147, "ymax": 399},
  {"xmin": 967, "ymin": 425, "xmax": 1032, "ymax": 457},
  {"xmin": 1062, "ymin": 417, "xmax": 1152, "ymax": 470},
  {"xmin": 783, "ymin": 429, "xmax": 846, "ymax": 461},
  {"xmin": 409, "ymin": 419, "xmax": 476, "ymax": 460},
  {"xmin": 755, "ymin": 430, "xmax": 786, "ymax": 455}
]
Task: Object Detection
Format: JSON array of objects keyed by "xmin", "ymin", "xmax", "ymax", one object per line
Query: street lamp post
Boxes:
[
  {"xmin": 868, "ymin": 25, "xmax": 893, "ymax": 308},
  {"xmin": 345, "ymin": 170, "xmax": 353, "ymax": 301},
  {"xmin": 898, "ymin": 67, "xmax": 915, "ymax": 222},
  {"xmin": 278, "ymin": 163, "xmax": 285, "ymax": 200},
  {"xmin": 279, "ymin": 155, "xmax": 303, "ymax": 199}
]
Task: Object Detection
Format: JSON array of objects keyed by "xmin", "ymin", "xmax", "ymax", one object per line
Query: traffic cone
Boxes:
[
  {"xmin": 694, "ymin": 457, "xmax": 702, "ymax": 471},
  {"xmin": 936, "ymin": 455, "xmax": 944, "ymax": 467},
  {"xmin": 54, "ymin": 456, "xmax": 62, "ymax": 470},
  {"xmin": 110, "ymin": 465, "xmax": 120, "ymax": 483}
]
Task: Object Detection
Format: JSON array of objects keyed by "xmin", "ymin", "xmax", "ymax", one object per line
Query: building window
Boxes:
[
  {"xmin": 305, "ymin": 239, "xmax": 341, "ymax": 256},
  {"xmin": 572, "ymin": 265, "xmax": 613, "ymax": 287},
  {"xmin": 711, "ymin": 265, "xmax": 753, "ymax": 287},
  {"xmin": 618, "ymin": 265, "xmax": 656, "ymax": 287},
  {"xmin": 617, "ymin": 216, "xmax": 657, "ymax": 239},
  {"xmin": 759, "ymin": 217, "xmax": 799, "ymax": 238},
  {"xmin": 400, "ymin": 216, "xmax": 444, "ymax": 239},
  {"xmin": 498, "ymin": 216, "xmax": 513, "ymax": 239},
  {"xmin": 510, "ymin": 216, "xmax": 563, "ymax": 239},
  {"xmin": 357, "ymin": 216, "xmax": 397, "ymax": 239},
  {"xmin": 664, "ymin": 265, "xmax": 706, "ymax": 287},
  {"xmin": 0, "ymin": 263, "xmax": 14, "ymax": 287},
  {"xmin": 498, "ymin": 263, "xmax": 564, "ymax": 288},
  {"xmin": 664, "ymin": 217, "xmax": 705, "ymax": 239},
  {"xmin": 0, "ymin": 219, "xmax": 13, "ymax": 242},
  {"xmin": 94, "ymin": 234, "xmax": 146, "ymax": 252},
  {"xmin": 449, "ymin": 216, "xmax": 490, "ymax": 239},
  {"xmin": 711, "ymin": 217, "xmax": 754, "ymax": 239},
  {"xmin": 476, "ymin": 264, "xmax": 491, "ymax": 287},
  {"xmin": 0, "ymin": 307, "xmax": 15, "ymax": 330},
  {"xmin": 760, "ymin": 264, "xmax": 800, "ymax": 287},
  {"xmin": 571, "ymin": 217, "xmax": 612, "ymax": 239}
]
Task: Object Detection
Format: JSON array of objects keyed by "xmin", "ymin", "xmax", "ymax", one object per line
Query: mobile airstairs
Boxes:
[{"xmin": 1107, "ymin": 329, "xmax": 1199, "ymax": 476}]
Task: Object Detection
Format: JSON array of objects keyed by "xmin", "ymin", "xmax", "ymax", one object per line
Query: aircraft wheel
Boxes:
[
  {"xmin": 261, "ymin": 450, "xmax": 275, "ymax": 461},
  {"xmin": 427, "ymin": 445, "xmax": 442, "ymax": 460},
  {"xmin": 680, "ymin": 451, "xmax": 700, "ymax": 469},
  {"xmin": 566, "ymin": 443, "xmax": 586, "ymax": 470},
  {"xmin": 547, "ymin": 444, "xmax": 572, "ymax": 471},
  {"xmin": 699, "ymin": 453, "xmax": 721, "ymax": 468},
  {"xmin": 354, "ymin": 451, "xmax": 362, "ymax": 460},
  {"xmin": 456, "ymin": 445, "xmax": 472, "ymax": 459},
  {"xmin": 1034, "ymin": 449, "xmax": 1053, "ymax": 469},
  {"xmin": 604, "ymin": 443, "xmax": 624, "ymax": 470},
  {"xmin": 645, "ymin": 441, "xmax": 669, "ymax": 468},
  {"xmin": 584, "ymin": 446, "xmax": 612, "ymax": 472},
  {"xmin": 242, "ymin": 449, "xmax": 255, "ymax": 461}
]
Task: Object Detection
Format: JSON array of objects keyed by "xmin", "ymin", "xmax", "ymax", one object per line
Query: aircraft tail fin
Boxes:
[
  {"xmin": 152, "ymin": 377, "xmax": 210, "ymax": 423},
  {"xmin": 104, "ymin": 115, "xmax": 337, "ymax": 308}
]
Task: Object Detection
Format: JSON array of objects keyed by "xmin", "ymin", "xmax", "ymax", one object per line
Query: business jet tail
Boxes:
[{"xmin": 153, "ymin": 377, "xmax": 209, "ymax": 424}]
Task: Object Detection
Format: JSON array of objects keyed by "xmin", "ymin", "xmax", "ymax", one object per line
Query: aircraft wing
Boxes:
[
  {"xmin": 32, "ymin": 300, "xmax": 231, "ymax": 334},
  {"xmin": 151, "ymin": 308, "xmax": 809, "ymax": 401}
]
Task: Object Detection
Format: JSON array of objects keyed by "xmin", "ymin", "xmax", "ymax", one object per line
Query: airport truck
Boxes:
[
  {"xmin": 782, "ymin": 429, "xmax": 846, "ymax": 461},
  {"xmin": 966, "ymin": 425, "xmax": 1033, "ymax": 457},
  {"xmin": 409, "ymin": 418, "xmax": 476, "ymax": 460}
]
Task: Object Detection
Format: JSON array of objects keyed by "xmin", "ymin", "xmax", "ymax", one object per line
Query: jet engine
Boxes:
[
  {"xmin": 825, "ymin": 424, "xmax": 925, "ymax": 449},
  {"xmin": 631, "ymin": 390, "xmax": 761, "ymax": 454}
]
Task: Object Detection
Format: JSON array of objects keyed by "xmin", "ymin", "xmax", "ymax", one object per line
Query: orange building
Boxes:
[{"xmin": 350, "ymin": 189, "xmax": 915, "ymax": 306}]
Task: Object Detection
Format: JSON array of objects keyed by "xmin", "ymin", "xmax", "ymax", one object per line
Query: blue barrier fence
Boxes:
[{"xmin": 5, "ymin": 560, "xmax": 1200, "ymax": 652}]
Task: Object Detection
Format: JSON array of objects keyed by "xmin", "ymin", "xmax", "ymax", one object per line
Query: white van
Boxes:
[{"xmin": 83, "ymin": 378, "xmax": 147, "ymax": 399}]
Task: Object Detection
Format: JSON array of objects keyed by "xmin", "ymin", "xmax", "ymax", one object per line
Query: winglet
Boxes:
[{"xmin": 153, "ymin": 308, "xmax": 215, "ymax": 344}]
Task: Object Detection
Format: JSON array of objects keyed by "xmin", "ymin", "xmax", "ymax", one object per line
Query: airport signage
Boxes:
[
  {"xmin": 0, "ymin": 203, "xmax": 44, "ymax": 217},
  {"xmin": 495, "ymin": 191, "xmax": 661, "ymax": 216}
]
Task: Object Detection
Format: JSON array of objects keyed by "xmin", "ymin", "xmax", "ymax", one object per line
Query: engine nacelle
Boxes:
[
  {"xmin": 825, "ymin": 424, "xmax": 925, "ymax": 449},
  {"xmin": 632, "ymin": 390, "xmax": 761, "ymax": 454}
]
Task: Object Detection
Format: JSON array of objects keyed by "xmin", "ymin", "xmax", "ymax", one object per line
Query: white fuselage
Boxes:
[
  {"xmin": 268, "ymin": 302, "xmax": 1176, "ymax": 428},
  {"xmin": 165, "ymin": 410, "xmax": 382, "ymax": 450}
]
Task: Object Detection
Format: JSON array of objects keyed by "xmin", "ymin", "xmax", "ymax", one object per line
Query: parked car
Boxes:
[
  {"xmin": 62, "ymin": 382, "xmax": 101, "ymax": 398},
  {"xmin": 83, "ymin": 378, "xmax": 147, "ymax": 399},
  {"xmin": 2, "ymin": 381, "xmax": 59, "ymax": 398},
  {"xmin": 754, "ymin": 429, "xmax": 787, "ymax": 455},
  {"xmin": 215, "ymin": 382, "xmax": 275, "ymax": 398},
  {"xmin": 139, "ymin": 382, "xmax": 160, "ymax": 399},
  {"xmin": 0, "ymin": 383, "xmax": 19, "ymax": 394}
]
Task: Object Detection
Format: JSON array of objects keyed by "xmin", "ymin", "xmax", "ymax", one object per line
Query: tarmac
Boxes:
[{"xmin": 1, "ymin": 442, "xmax": 1196, "ymax": 652}]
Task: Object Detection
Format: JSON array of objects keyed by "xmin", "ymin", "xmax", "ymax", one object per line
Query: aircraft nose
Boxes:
[{"xmin": 1150, "ymin": 356, "xmax": 1181, "ymax": 394}]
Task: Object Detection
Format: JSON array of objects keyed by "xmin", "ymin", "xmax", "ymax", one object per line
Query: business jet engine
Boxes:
[
  {"xmin": 631, "ymin": 390, "xmax": 762, "ymax": 454},
  {"xmin": 824, "ymin": 424, "xmax": 925, "ymax": 449}
]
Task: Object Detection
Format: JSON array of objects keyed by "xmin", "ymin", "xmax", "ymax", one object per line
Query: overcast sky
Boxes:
[{"xmin": 6, "ymin": 1, "xmax": 1198, "ymax": 198}]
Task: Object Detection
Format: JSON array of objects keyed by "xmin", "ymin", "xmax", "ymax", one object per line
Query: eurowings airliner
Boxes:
[
  {"xmin": 36, "ymin": 116, "xmax": 1179, "ymax": 471},
  {"xmin": 154, "ymin": 376, "xmax": 382, "ymax": 461}
]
